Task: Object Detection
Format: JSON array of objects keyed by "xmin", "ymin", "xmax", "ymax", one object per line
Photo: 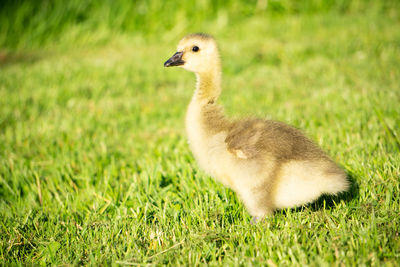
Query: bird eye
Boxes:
[{"xmin": 192, "ymin": 46, "xmax": 199, "ymax": 52}]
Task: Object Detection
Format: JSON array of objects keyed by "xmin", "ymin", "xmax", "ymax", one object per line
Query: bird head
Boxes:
[{"xmin": 164, "ymin": 33, "xmax": 220, "ymax": 74}]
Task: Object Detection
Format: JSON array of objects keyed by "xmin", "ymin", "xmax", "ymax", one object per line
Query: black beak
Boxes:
[{"xmin": 164, "ymin": 52, "xmax": 184, "ymax": 67}]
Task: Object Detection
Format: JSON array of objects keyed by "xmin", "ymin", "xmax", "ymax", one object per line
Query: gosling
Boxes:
[{"xmin": 164, "ymin": 33, "xmax": 349, "ymax": 221}]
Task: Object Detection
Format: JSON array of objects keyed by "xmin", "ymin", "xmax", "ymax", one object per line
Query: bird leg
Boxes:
[{"xmin": 251, "ymin": 216, "xmax": 261, "ymax": 224}]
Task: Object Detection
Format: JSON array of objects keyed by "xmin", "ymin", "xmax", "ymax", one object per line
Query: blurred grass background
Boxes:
[
  {"xmin": 1, "ymin": 0, "xmax": 400, "ymax": 265},
  {"xmin": 0, "ymin": 0, "xmax": 398, "ymax": 49}
]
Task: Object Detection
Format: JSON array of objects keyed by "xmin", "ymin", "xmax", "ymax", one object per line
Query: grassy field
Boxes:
[{"xmin": 1, "ymin": 1, "xmax": 400, "ymax": 265}]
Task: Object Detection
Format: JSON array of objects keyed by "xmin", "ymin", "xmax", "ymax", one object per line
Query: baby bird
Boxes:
[{"xmin": 164, "ymin": 33, "xmax": 349, "ymax": 220}]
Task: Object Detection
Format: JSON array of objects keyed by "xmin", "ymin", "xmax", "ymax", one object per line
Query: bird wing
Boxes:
[
  {"xmin": 225, "ymin": 118, "xmax": 328, "ymax": 161},
  {"xmin": 224, "ymin": 119, "xmax": 267, "ymax": 159}
]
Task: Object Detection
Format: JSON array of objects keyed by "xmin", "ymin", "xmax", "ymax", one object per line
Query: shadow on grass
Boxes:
[
  {"xmin": 0, "ymin": 50, "xmax": 43, "ymax": 68},
  {"xmin": 309, "ymin": 170, "xmax": 359, "ymax": 211}
]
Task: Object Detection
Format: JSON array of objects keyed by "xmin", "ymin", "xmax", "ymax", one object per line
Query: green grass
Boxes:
[{"xmin": 1, "ymin": 2, "xmax": 400, "ymax": 265}]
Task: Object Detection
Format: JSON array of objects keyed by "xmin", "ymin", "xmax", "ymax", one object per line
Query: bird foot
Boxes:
[{"xmin": 251, "ymin": 216, "xmax": 261, "ymax": 224}]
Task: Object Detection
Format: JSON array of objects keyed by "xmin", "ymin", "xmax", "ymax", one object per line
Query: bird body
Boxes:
[{"xmin": 165, "ymin": 33, "xmax": 349, "ymax": 218}]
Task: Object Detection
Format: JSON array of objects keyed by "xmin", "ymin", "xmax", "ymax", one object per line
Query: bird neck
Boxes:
[
  {"xmin": 194, "ymin": 66, "xmax": 221, "ymax": 104},
  {"xmin": 186, "ymin": 63, "xmax": 230, "ymax": 148}
]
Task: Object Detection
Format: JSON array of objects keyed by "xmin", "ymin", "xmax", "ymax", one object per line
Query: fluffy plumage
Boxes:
[{"xmin": 164, "ymin": 33, "xmax": 349, "ymax": 219}]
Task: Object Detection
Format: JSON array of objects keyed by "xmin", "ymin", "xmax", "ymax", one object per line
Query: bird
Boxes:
[{"xmin": 164, "ymin": 33, "xmax": 349, "ymax": 221}]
